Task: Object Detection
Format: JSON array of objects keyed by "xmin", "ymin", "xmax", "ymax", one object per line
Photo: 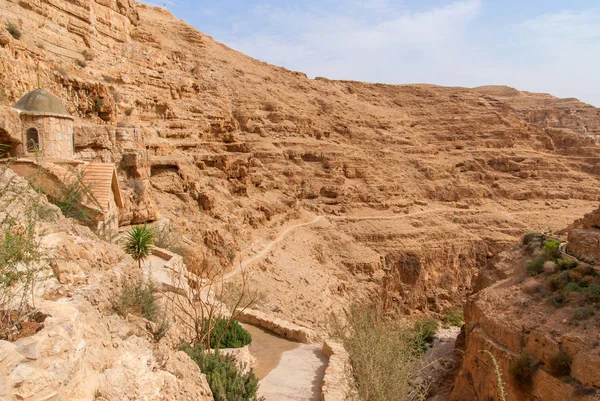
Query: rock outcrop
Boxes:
[
  {"xmin": 568, "ymin": 207, "xmax": 600, "ymax": 263},
  {"xmin": 0, "ymin": 169, "xmax": 213, "ymax": 401},
  {"xmin": 450, "ymin": 235, "xmax": 600, "ymax": 401}
]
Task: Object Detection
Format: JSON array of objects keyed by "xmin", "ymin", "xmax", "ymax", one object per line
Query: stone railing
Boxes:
[
  {"xmin": 235, "ymin": 309, "xmax": 356, "ymax": 400},
  {"xmin": 235, "ymin": 309, "xmax": 317, "ymax": 343},
  {"xmin": 321, "ymin": 340, "xmax": 356, "ymax": 401}
]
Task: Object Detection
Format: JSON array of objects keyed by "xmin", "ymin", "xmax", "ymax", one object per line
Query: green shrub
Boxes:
[
  {"xmin": 206, "ymin": 318, "xmax": 252, "ymax": 349},
  {"xmin": 6, "ymin": 23, "xmax": 21, "ymax": 40},
  {"xmin": 573, "ymin": 306, "xmax": 595, "ymax": 321},
  {"xmin": 562, "ymin": 282, "xmax": 583, "ymax": 298},
  {"xmin": 583, "ymin": 283, "xmax": 600, "ymax": 303},
  {"xmin": 53, "ymin": 172, "xmax": 93, "ymax": 223},
  {"xmin": 112, "ymin": 279, "xmax": 169, "ymax": 340},
  {"xmin": 548, "ymin": 294, "xmax": 565, "ymax": 308},
  {"xmin": 526, "ymin": 257, "xmax": 546, "ymax": 276},
  {"xmin": 443, "ymin": 310, "xmax": 464, "ymax": 327},
  {"xmin": 181, "ymin": 343, "xmax": 261, "ymax": 401},
  {"xmin": 543, "ymin": 240, "xmax": 561, "ymax": 260},
  {"xmin": 415, "ymin": 319, "xmax": 439, "ymax": 347},
  {"xmin": 112, "ymin": 279, "xmax": 158, "ymax": 321},
  {"xmin": 509, "ymin": 353, "xmax": 535, "ymax": 386},
  {"xmin": 557, "ymin": 258, "xmax": 578, "ymax": 271},
  {"xmin": 548, "ymin": 272, "xmax": 571, "ymax": 291},
  {"xmin": 549, "ymin": 352, "xmax": 571, "ymax": 377}
]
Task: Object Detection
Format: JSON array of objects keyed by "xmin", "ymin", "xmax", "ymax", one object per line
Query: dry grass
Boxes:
[{"xmin": 341, "ymin": 304, "xmax": 429, "ymax": 401}]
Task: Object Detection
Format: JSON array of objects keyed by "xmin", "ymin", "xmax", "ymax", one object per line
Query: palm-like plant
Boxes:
[{"xmin": 124, "ymin": 225, "xmax": 154, "ymax": 269}]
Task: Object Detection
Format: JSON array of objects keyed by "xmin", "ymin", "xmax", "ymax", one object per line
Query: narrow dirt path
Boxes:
[
  {"xmin": 224, "ymin": 216, "xmax": 325, "ymax": 281},
  {"xmin": 225, "ymin": 207, "xmax": 479, "ymax": 281},
  {"xmin": 258, "ymin": 343, "xmax": 328, "ymax": 401}
]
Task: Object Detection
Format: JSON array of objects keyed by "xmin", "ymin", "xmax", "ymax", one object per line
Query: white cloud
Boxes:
[
  {"xmin": 226, "ymin": 0, "xmax": 482, "ymax": 83},
  {"xmin": 216, "ymin": 1, "xmax": 600, "ymax": 106}
]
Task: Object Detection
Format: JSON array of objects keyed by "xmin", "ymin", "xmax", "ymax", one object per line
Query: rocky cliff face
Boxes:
[
  {"xmin": 450, "ymin": 232, "xmax": 600, "ymax": 401},
  {"xmin": 0, "ymin": 169, "xmax": 213, "ymax": 401},
  {"xmin": 568, "ymin": 207, "xmax": 600, "ymax": 264},
  {"xmin": 2, "ymin": 0, "xmax": 600, "ymax": 350}
]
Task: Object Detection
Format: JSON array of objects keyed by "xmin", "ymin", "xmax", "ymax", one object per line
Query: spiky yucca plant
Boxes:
[{"xmin": 124, "ymin": 225, "xmax": 154, "ymax": 269}]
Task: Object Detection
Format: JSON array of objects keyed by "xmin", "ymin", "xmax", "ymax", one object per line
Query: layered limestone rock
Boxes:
[
  {"xmin": 2, "ymin": 0, "xmax": 600, "ymax": 327},
  {"xmin": 0, "ymin": 170, "xmax": 212, "ymax": 401},
  {"xmin": 450, "ymin": 244, "xmax": 600, "ymax": 401},
  {"xmin": 568, "ymin": 207, "xmax": 600, "ymax": 263},
  {"xmin": 0, "ymin": 298, "xmax": 213, "ymax": 401}
]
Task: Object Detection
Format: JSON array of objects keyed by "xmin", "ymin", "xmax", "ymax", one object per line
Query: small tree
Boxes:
[
  {"xmin": 166, "ymin": 251, "xmax": 258, "ymax": 351},
  {"xmin": 124, "ymin": 225, "xmax": 154, "ymax": 269}
]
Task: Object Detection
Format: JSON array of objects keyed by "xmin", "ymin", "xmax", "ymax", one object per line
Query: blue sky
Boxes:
[{"xmin": 144, "ymin": 0, "xmax": 600, "ymax": 106}]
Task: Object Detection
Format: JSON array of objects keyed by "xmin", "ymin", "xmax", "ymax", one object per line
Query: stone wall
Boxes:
[
  {"xmin": 236, "ymin": 309, "xmax": 318, "ymax": 344},
  {"xmin": 20, "ymin": 115, "xmax": 73, "ymax": 160},
  {"xmin": 321, "ymin": 340, "xmax": 356, "ymax": 401}
]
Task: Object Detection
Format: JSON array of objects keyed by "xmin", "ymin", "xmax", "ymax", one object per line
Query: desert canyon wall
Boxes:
[{"xmin": 1, "ymin": 0, "xmax": 600, "ymax": 398}]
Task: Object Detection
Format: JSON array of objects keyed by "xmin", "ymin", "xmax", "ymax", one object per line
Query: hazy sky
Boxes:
[{"xmin": 143, "ymin": 0, "xmax": 600, "ymax": 107}]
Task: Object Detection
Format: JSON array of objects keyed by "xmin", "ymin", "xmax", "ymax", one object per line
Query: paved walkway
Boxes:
[{"xmin": 258, "ymin": 344, "xmax": 328, "ymax": 401}]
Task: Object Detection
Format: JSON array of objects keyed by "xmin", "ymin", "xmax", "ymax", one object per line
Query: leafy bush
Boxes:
[
  {"xmin": 415, "ymin": 319, "xmax": 439, "ymax": 346},
  {"xmin": 443, "ymin": 310, "xmax": 464, "ymax": 327},
  {"xmin": 206, "ymin": 318, "xmax": 252, "ymax": 349},
  {"xmin": 583, "ymin": 283, "xmax": 600, "ymax": 303},
  {"xmin": 548, "ymin": 272, "xmax": 571, "ymax": 291},
  {"xmin": 0, "ymin": 167, "xmax": 50, "ymax": 339},
  {"xmin": 509, "ymin": 353, "xmax": 535, "ymax": 386},
  {"xmin": 526, "ymin": 257, "xmax": 546, "ymax": 276},
  {"xmin": 112, "ymin": 279, "xmax": 169, "ymax": 340},
  {"xmin": 342, "ymin": 305, "xmax": 429, "ymax": 401},
  {"xmin": 113, "ymin": 279, "xmax": 158, "ymax": 321},
  {"xmin": 549, "ymin": 352, "xmax": 571, "ymax": 377},
  {"xmin": 53, "ymin": 172, "xmax": 92, "ymax": 223},
  {"xmin": 543, "ymin": 240, "xmax": 561, "ymax": 260},
  {"xmin": 123, "ymin": 225, "xmax": 154, "ymax": 269},
  {"xmin": 562, "ymin": 282, "xmax": 582, "ymax": 299},
  {"xmin": 557, "ymin": 258, "xmax": 578, "ymax": 271},
  {"xmin": 181, "ymin": 343, "xmax": 261, "ymax": 401},
  {"xmin": 572, "ymin": 306, "xmax": 595, "ymax": 321},
  {"xmin": 6, "ymin": 23, "xmax": 21, "ymax": 40}
]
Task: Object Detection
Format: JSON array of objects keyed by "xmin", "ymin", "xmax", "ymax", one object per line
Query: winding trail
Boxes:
[
  {"xmin": 225, "ymin": 207, "xmax": 481, "ymax": 281},
  {"xmin": 225, "ymin": 216, "xmax": 326, "ymax": 281}
]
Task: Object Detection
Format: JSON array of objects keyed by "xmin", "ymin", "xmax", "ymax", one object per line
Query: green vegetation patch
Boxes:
[
  {"xmin": 205, "ymin": 318, "xmax": 252, "ymax": 349},
  {"xmin": 549, "ymin": 352, "xmax": 571, "ymax": 378},
  {"xmin": 509, "ymin": 353, "xmax": 535, "ymax": 387},
  {"xmin": 443, "ymin": 310, "xmax": 464, "ymax": 327},
  {"xmin": 181, "ymin": 343, "xmax": 261, "ymax": 401},
  {"xmin": 112, "ymin": 279, "xmax": 169, "ymax": 340}
]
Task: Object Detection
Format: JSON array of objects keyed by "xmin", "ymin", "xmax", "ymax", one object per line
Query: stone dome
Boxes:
[{"xmin": 12, "ymin": 88, "xmax": 72, "ymax": 119}]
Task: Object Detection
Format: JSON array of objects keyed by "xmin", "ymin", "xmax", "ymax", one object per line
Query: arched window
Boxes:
[{"xmin": 26, "ymin": 128, "xmax": 39, "ymax": 152}]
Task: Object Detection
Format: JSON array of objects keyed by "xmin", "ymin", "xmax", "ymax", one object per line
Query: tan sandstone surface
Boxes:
[
  {"xmin": 1, "ymin": 0, "xmax": 600, "ymax": 399},
  {"xmin": 1, "ymin": 1, "xmax": 600, "ymax": 325},
  {"xmin": 450, "ymin": 227, "xmax": 600, "ymax": 401},
  {"xmin": 0, "ymin": 169, "xmax": 213, "ymax": 400}
]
